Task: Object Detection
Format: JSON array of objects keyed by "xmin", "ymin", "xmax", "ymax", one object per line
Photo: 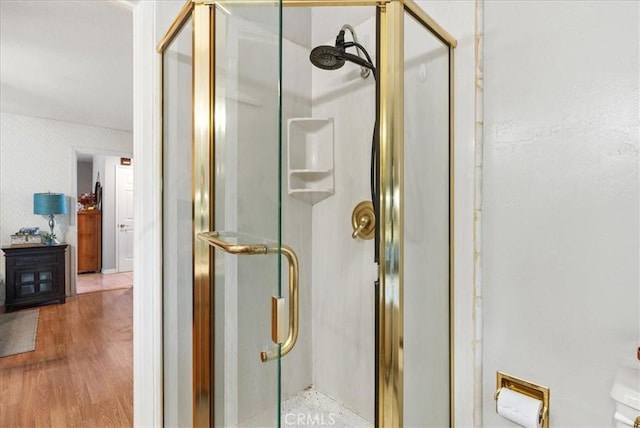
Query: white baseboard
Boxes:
[{"xmin": 102, "ymin": 268, "xmax": 117, "ymax": 274}]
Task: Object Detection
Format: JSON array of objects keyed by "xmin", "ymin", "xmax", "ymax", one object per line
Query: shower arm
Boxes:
[{"xmin": 341, "ymin": 24, "xmax": 371, "ymax": 79}]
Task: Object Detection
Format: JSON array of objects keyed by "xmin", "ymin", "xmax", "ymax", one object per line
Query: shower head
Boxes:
[
  {"xmin": 309, "ymin": 25, "xmax": 375, "ymax": 79},
  {"xmin": 309, "ymin": 45, "xmax": 346, "ymax": 70}
]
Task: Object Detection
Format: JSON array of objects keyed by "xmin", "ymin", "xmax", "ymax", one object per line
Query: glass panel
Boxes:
[
  {"xmin": 20, "ymin": 273, "xmax": 35, "ymax": 283},
  {"xmin": 21, "ymin": 284, "xmax": 35, "ymax": 295},
  {"xmin": 403, "ymin": 11, "xmax": 451, "ymax": 427},
  {"xmin": 39, "ymin": 272, "xmax": 52, "ymax": 281},
  {"xmin": 213, "ymin": 2, "xmax": 282, "ymax": 426},
  {"xmin": 162, "ymin": 16, "xmax": 193, "ymax": 428},
  {"xmin": 40, "ymin": 282, "xmax": 52, "ymax": 292}
]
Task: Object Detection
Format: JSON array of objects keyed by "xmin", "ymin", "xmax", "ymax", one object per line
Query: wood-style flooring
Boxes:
[
  {"xmin": 76, "ymin": 272, "xmax": 133, "ymax": 295},
  {"xmin": 0, "ymin": 289, "xmax": 133, "ymax": 427}
]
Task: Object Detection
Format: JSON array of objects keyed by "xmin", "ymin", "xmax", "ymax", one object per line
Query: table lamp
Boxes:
[{"xmin": 33, "ymin": 192, "xmax": 67, "ymax": 237}]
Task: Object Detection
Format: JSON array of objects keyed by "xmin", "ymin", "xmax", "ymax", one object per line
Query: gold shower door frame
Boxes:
[{"xmin": 157, "ymin": 1, "xmax": 456, "ymax": 426}]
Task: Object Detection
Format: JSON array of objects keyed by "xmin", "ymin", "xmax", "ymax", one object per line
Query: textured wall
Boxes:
[
  {"xmin": 0, "ymin": 112, "xmax": 132, "ymax": 304},
  {"xmin": 482, "ymin": 1, "xmax": 639, "ymax": 426}
]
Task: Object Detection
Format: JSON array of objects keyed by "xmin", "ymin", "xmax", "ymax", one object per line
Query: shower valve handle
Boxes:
[
  {"xmin": 351, "ymin": 201, "xmax": 375, "ymax": 240},
  {"xmin": 352, "ymin": 216, "xmax": 370, "ymax": 239}
]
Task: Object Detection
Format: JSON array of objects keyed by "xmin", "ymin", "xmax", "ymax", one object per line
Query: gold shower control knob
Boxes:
[{"xmin": 351, "ymin": 201, "xmax": 375, "ymax": 240}]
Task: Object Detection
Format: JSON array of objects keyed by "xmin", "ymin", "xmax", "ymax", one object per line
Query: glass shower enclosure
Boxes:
[{"xmin": 158, "ymin": 0, "xmax": 455, "ymax": 426}]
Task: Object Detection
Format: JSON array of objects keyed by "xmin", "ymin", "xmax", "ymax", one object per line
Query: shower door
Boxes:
[
  {"xmin": 159, "ymin": 1, "xmax": 285, "ymax": 426},
  {"xmin": 210, "ymin": 3, "xmax": 287, "ymax": 427}
]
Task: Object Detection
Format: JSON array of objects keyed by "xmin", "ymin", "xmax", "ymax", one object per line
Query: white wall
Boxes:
[
  {"xmin": 482, "ymin": 2, "xmax": 639, "ymax": 427},
  {"xmin": 0, "ymin": 112, "xmax": 132, "ymax": 304}
]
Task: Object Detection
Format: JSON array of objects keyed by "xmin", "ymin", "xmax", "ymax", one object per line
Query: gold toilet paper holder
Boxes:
[{"xmin": 494, "ymin": 371, "xmax": 550, "ymax": 428}]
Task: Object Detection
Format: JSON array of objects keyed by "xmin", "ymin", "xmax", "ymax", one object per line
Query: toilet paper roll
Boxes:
[{"xmin": 496, "ymin": 388, "xmax": 543, "ymax": 428}]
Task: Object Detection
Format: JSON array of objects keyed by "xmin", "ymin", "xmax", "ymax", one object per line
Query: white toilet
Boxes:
[{"xmin": 610, "ymin": 367, "xmax": 640, "ymax": 427}]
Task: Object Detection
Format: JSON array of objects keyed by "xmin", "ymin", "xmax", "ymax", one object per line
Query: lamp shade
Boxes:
[{"xmin": 34, "ymin": 193, "xmax": 67, "ymax": 215}]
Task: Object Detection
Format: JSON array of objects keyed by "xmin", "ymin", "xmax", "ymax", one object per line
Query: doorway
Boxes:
[{"xmin": 74, "ymin": 150, "xmax": 134, "ymax": 295}]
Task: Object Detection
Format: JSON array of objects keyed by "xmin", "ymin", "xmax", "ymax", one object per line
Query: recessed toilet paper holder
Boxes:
[{"xmin": 495, "ymin": 371, "xmax": 550, "ymax": 428}]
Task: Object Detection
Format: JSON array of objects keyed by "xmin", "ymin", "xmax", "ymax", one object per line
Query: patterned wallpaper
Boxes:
[{"xmin": 0, "ymin": 112, "xmax": 132, "ymax": 304}]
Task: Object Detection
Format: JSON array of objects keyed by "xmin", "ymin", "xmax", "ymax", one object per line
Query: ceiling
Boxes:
[{"xmin": 0, "ymin": 1, "xmax": 134, "ymax": 132}]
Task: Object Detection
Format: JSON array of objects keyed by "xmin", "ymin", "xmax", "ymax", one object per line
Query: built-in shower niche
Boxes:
[{"xmin": 287, "ymin": 117, "xmax": 334, "ymax": 204}]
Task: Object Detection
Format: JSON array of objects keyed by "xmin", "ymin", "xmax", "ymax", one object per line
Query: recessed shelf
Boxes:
[
  {"xmin": 287, "ymin": 118, "xmax": 334, "ymax": 205},
  {"xmin": 290, "ymin": 169, "xmax": 332, "ymax": 180},
  {"xmin": 288, "ymin": 190, "xmax": 334, "ymax": 205}
]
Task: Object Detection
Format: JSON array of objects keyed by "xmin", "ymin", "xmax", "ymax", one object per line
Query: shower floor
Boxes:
[{"xmin": 281, "ymin": 387, "xmax": 373, "ymax": 428}]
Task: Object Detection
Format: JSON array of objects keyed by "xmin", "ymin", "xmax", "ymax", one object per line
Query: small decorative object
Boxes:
[
  {"xmin": 19, "ymin": 227, "xmax": 40, "ymax": 235},
  {"xmin": 33, "ymin": 192, "xmax": 67, "ymax": 239},
  {"xmin": 42, "ymin": 232, "xmax": 57, "ymax": 246},
  {"xmin": 11, "ymin": 227, "xmax": 42, "ymax": 246},
  {"xmin": 78, "ymin": 192, "xmax": 95, "ymax": 210}
]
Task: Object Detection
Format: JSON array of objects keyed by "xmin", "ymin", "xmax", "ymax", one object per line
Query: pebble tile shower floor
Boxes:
[{"xmin": 281, "ymin": 387, "xmax": 372, "ymax": 428}]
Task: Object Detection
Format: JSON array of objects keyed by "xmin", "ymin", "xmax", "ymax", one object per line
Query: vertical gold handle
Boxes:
[
  {"xmin": 271, "ymin": 296, "xmax": 286, "ymax": 345},
  {"xmin": 196, "ymin": 231, "xmax": 300, "ymax": 363},
  {"xmin": 261, "ymin": 245, "xmax": 299, "ymax": 362}
]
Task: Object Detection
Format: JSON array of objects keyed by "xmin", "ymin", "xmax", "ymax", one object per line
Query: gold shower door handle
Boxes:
[{"xmin": 196, "ymin": 231, "xmax": 299, "ymax": 363}]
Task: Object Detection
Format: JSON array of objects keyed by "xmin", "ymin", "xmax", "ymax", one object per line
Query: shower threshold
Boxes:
[{"xmin": 281, "ymin": 387, "xmax": 373, "ymax": 428}]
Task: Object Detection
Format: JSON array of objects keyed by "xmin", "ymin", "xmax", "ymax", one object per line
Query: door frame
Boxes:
[
  {"xmin": 71, "ymin": 148, "xmax": 132, "ymax": 295},
  {"xmin": 132, "ymin": 1, "xmax": 163, "ymax": 426}
]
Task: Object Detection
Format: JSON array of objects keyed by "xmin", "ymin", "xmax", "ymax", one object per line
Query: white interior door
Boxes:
[{"xmin": 116, "ymin": 165, "xmax": 134, "ymax": 272}]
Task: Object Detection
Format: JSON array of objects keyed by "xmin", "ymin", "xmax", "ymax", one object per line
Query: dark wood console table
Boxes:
[{"xmin": 2, "ymin": 244, "xmax": 67, "ymax": 312}]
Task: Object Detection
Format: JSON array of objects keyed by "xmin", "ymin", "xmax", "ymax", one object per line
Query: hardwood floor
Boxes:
[
  {"xmin": 0, "ymin": 289, "xmax": 133, "ymax": 427},
  {"xmin": 77, "ymin": 272, "xmax": 133, "ymax": 295}
]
